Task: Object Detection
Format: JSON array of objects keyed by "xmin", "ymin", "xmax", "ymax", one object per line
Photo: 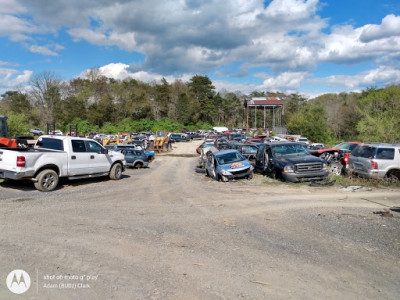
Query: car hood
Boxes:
[
  {"xmin": 276, "ymin": 155, "xmax": 324, "ymax": 164},
  {"xmin": 218, "ymin": 160, "xmax": 252, "ymax": 171}
]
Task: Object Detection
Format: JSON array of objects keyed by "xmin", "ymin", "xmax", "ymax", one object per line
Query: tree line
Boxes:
[{"xmin": 1, "ymin": 69, "xmax": 399, "ymax": 144}]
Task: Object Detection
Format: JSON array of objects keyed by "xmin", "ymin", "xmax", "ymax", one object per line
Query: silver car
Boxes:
[{"xmin": 348, "ymin": 143, "xmax": 400, "ymax": 181}]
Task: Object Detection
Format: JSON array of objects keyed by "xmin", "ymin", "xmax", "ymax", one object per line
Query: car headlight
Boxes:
[
  {"xmin": 283, "ymin": 165, "xmax": 294, "ymax": 173},
  {"xmin": 221, "ymin": 169, "xmax": 232, "ymax": 176},
  {"xmin": 323, "ymin": 163, "xmax": 328, "ymax": 170}
]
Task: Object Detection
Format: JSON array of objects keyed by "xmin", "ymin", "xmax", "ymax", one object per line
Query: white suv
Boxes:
[{"xmin": 348, "ymin": 143, "xmax": 400, "ymax": 181}]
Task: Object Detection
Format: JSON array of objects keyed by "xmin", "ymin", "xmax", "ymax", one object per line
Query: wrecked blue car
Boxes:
[{"xmin": 205, "ymin": 149, "xmax": 253, "ymax": 182}]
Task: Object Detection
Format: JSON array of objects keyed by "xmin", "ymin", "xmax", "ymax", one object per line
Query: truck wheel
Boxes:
[
  {"xmin": 110, "ymin": 163, "xmax": 123, "ymax": 180},
  {"xmin": 34, "ymin": 169, "xmax": 59, "ymax": 192}
]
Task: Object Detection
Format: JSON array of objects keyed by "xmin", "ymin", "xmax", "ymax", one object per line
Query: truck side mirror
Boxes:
[{"xmin": 102, "ymin": 148, "xmax": 108, "ymax": 154}]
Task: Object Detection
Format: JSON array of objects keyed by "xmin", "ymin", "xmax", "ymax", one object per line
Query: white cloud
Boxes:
[
  {"xmin": 318, "ymin": 15, "xmax": 400, "ymax": 64},
  {"xmin": 360, "ymin": 14, "xmax": 400, "ymax": 43},
  {"xmin": 0, "ymin": 68, "xmax": 33, "ymax": 88},
  {"xmin": 29, "ymin": 45, "xmax": 59, "ymax": 56},
  {"xmin": 312, "ymin": 66, "xmax": 400, "ymax": 90},
  {"xmin": 83, "ymin": 63, "xmax": 192, "ymax": 84}
]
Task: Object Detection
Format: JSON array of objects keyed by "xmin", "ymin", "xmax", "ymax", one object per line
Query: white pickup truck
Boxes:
[{"xmin": 0, "ymin": 135, "xmax": 126, "ymax": 191}]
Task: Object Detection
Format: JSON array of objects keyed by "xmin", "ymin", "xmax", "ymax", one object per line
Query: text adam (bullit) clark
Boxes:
[{"xmin": 43, "ymin": 283, "xmax": 91, "ymax": 289}]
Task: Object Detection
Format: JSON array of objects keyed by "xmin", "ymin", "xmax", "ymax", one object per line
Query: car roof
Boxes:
[
  {"xmin": 265, "ymin": 142, "xmax": 301, "ymax": 146},
  {"xmin": 358, "ymin": 142, "xmax": 400, "ymax": 147}
]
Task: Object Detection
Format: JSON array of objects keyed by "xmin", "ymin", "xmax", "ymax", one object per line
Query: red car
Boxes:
[{"xmin": 309, "ymin": 142, "xmax": 360, "ymax": 174}]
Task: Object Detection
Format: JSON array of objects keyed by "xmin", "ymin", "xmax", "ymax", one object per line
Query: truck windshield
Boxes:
[
  {"xmin": 36, "ymin": 138, "xmax": 64, "ymax": 151},
  {"xmin": 271, "ymin": 144, "xmax": 308, "ymax": 157}
]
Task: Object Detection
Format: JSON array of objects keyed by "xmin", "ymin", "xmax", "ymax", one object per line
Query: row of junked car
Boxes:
[
  {"xmin": 105, "ymin": 144, "xmax": 155, "ymax": 169},
  {"xmin": 197, "ymin": 136, "xmax": 400, "ymax": 183}
]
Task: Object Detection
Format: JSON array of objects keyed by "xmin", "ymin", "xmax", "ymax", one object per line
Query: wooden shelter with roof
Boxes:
[{"xmin": 245, "ymin": 97, "xmax": 284, "ymax": 133}]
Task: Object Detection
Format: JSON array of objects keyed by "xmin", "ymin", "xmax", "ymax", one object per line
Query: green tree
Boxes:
[
  {"xmin": 287, "ymin": 103, "xmax": 333, "ymax": 143},
  {"xmin": 6, "ymin": 112, "xmax": 29, "ymax": 137},
  {"xmin": 356, "ymin": 85, "xmax": 400, "ymax": 143},
  {"xmin": 188, "ymin": 75, "xmax": 215, "ymax": 122}
]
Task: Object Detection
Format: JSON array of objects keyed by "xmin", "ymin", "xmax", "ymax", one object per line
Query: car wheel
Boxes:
[
  {"xmin": 34, "ymin": 169, "xmax": 59, "ymax": 192},
  {"xmin": 110, "ymin": 163, "xmax": 122, "ymax": 180},
  {"xmin": 329, "ymin": 162, "xmax": 343, "ymax": 176},
  {"xmin": 134, "ymin": 162, "xmax": 143, "ymax": 169},
  {"xmin": 220, "ymin": 175, "xmax": 229, "ymax": 182},
  {"xmin": 384, "ymin": 171, "xmax": 400, "ymax": 183}
]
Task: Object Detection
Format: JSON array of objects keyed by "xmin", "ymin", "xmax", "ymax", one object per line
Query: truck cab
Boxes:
[{"xmin": 255, "ymin": 142, "xmax": 329, "ymax": 182}]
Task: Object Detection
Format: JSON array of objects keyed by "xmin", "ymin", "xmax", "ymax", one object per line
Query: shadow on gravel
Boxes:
[
  {"xmin": 0, "ymin": 174, "xmax": 131, "ymax": 192},
  {"xmin": 0, "ymin": 179, "xmax": 36, "ymax": 192}
]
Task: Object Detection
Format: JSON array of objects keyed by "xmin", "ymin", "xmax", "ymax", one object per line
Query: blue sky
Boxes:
[{"xmin": 1, "ymin": 0, "xmax": 400, "ymax": 98}]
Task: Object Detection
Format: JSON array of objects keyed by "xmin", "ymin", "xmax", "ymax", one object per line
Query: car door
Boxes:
[
  {"xmin": 85, "ymin": 140, "xmax": 111, "ymax": 173},
  {"xmin": 206, "ymin": 154, "xmax": 217, "ymax": 179},
  {"xmin": 69, "ymin": 139, "xmax": 92, "ymax": 175}
]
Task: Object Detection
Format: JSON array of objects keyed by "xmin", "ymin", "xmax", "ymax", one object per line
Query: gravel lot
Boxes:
[{"xmin": 1, "ymin": 140, "xmax": 399, "ymax": 299}]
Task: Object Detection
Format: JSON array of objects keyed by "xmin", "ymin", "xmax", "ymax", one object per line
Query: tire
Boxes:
[
  {"xmin": 271, "ymin": 169, "xmax": 278, "ymax": 180},
  {"xmin": 34, "ymin": 169, "xmax": 59, "ymax": 192},
  {"xmin": 384, "ymin": 171, "xmax": 400, "ymax": 183},
  {"xmin": 329, "ymin": 162, "xmax": 343, "ymax": 176},
  {"xmin": 110, "ymin": 163, "xmax": 123, "ymax": 180},
  {"xmin": 220, "ymin": 175, "xmax": 229, "ymax": 182},
  {"xmin": 134, "ymin": 162, "xmax": 143, "ymax": 169}
]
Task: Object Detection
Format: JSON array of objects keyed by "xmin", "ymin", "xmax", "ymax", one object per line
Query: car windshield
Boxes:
[
  {"xmin": 242, "ymin": 146, "xmax": 258, "ymax": 153},
  {"xmin": 333, "ymin": 143, "xmax": 358, "ymax": 151},
  {"xmin": 271, "ymin": 144, "xmax": 309, "ymax": 157},
  {"xmin": 216, "ymin": 152, "xmax": 245, "ymax": 165}
]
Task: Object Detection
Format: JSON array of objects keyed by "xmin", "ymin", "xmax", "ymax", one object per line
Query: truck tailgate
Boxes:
[{"xmin": 0, "ymin": 149, "xmax": 22, "ymax": 172}]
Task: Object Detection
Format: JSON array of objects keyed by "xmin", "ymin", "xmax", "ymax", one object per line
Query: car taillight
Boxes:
[
  {"xmin": 17, "ymin": 156, "xmax": 26, "ymax": 167},
  {"xmin": 371, "ymin": 161, "xmax": 378, "ymax": 169}
]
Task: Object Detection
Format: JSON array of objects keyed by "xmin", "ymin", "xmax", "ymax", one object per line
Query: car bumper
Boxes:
[
  {"xmin": 223, "ymin": 168, "xmax": 253, "ymax": 179},
  {"xmin": 351, "ymin": 169, "xmax": 382, "ymax": 179},
  {"xmin": 282, "ymin": 170, "xmax": 329, "ymax": 182}
]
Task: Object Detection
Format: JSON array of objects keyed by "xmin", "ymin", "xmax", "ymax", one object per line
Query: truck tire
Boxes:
[
  {"xmin": 110, "ymin": 163, "xmax": 123, "ymax": 180},
  {"xmin": 34, "ymin": 169, "xmax": 59, "ymax": 192}
]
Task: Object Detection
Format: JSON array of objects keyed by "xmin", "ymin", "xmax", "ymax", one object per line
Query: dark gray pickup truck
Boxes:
[{"xmin": 255, "ymin": 142, "xmax": 329, "ymax": 182}]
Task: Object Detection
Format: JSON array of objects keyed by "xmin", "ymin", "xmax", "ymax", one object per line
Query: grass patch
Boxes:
[{"xmin": 329, "ymin": 173, "xmax": 400, "ymax": 189}]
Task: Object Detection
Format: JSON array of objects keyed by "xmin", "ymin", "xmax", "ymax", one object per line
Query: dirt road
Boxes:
[{"xmin": 1, "ymin": 140, "xmax": 399, "ymax": 299}]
